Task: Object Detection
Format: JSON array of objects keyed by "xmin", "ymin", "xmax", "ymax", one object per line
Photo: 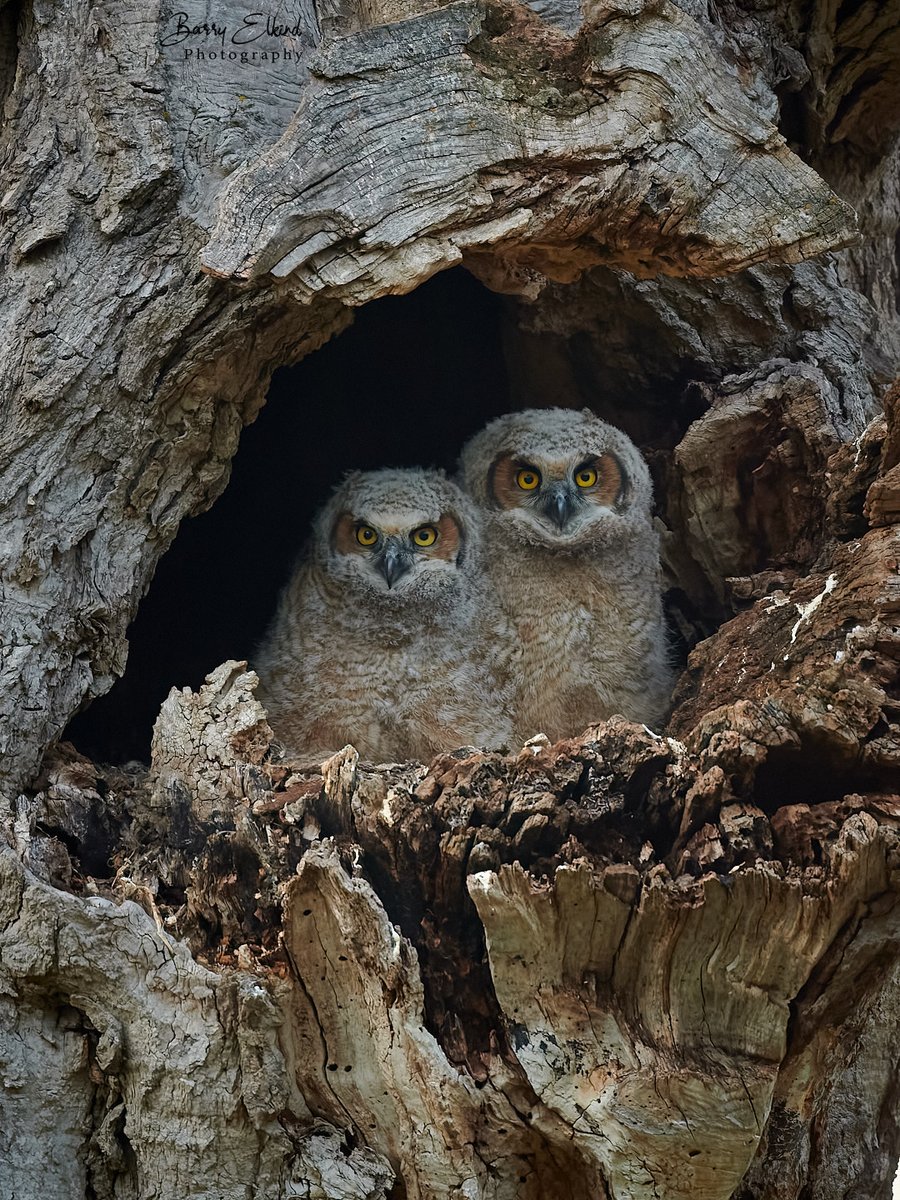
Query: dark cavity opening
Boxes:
[
  {"xmin": 754, "ymin": 741, "xmax": 880, "ymax": 816},
  {"xmin": 64, "ymin": 265, "xmax": 713, "ymax": 765},
  {"xmin": 66, "ymin": 269, "xmax": 510, "ymax": 762}
]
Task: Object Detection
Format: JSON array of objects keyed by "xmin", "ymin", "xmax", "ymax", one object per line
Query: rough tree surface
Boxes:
[{"xmin": 2, "ymin": 0, "xmax": 900, "ymax": 1196}]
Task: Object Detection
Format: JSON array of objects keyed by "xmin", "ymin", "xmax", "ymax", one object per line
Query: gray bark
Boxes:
[
  {"xmin": 2, "ymin": 0, "xmax": 900, "ymax": 1196},
  {"xmin": 0, "ymin": 0, "xmax": 860, "ymax": 797}
]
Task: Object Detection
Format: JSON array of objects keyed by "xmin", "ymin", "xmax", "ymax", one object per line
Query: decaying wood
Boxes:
[
  {"xmin": 866, "ymin": 380, "xmax": 900, "ymax": 530},
  {"xmin": 668, "ymin": 361, "xmax": 863, "ymax": 597},
  {"xmin": 3, "ymin": 0, "xmax": 900, "ymax": 1195},
  {"xmin": 5, "ymin": 554, "xmax": 899, "ymax": 1198},
  {"xmin": 3, "ymin": 398, "xmax": 898, "ymax": 1196},
  {"xmin": 0, "ymin": 838, "xmax": 397, "ymax": 1200},
  {"xmin": 0, "ymin": 0, "xmax": 861, "ymax": 799}
]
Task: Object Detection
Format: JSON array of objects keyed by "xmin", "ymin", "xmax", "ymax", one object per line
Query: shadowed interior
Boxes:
[{"xmin": 65, "ymin": 266, "xmax": 704, "ymax": 764}]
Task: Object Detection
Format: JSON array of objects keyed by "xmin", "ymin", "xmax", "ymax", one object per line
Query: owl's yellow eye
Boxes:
[
  {"xmin": 575, "ymin": 466, "xmax": 598, "ymax": 488},
  {"xmin": 356, "ymin": 525, "xmax": 379, "ymax": 547},
  {"xmin": 411, "ymin": 525, "xmax": 438, "ymax": 547},
  {"xmin": 516, "ymin": 467, "xmax": 541, "ymax": 491}
]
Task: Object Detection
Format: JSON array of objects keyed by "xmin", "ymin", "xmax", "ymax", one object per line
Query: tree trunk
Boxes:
[{"xmin": 2, "ymin": 0, "xmax": 900, "ymax": 1196}]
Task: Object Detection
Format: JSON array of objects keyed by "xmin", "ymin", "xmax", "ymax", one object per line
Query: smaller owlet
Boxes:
[
  {"xmin": 253, "ymin": 468, "xmax": 513, "ymax": 763},
  {"xmin": 458, "ymin": 407, "xmax": 673, "ymax": 743}
]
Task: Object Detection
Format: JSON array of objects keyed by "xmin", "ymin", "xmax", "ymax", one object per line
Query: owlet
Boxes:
[
  {"xmin": 458, "ymin": 407, "xmax": 672, "ymax": 743},
  {"xmin": 254, "ymin": 468, "xmax": 513, "ymax": 763}
]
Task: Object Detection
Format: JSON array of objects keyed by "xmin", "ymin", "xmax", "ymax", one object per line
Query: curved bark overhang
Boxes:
[{"xmin": 199, "ymin": 0, "xmax": 857, "ymax": 298}]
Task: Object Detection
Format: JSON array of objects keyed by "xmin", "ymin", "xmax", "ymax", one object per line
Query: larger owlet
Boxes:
[
  {"xmin": 458, "ymin": 407, "xmax": 672, "ymax": 743},
  {"xmin": 253, "ymin": 468, "xmax": 513, "ymax": 763}
]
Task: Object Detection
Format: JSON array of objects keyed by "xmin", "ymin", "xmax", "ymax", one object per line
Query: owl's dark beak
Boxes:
[
  {"xmin": 377, "ymin": 540, "xmax": 412, "ymax": 588},
  {"xmin": 543, "ymin": 483, "xmax": 576, "ymax": 530}
]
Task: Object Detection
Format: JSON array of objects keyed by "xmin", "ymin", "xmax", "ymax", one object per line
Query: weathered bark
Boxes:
[
  {"xmin": 0, "ymin": 0, "xmax": 862, "ymax": 797},
  {"xmin": 2, "ymin": 0, "xmax": 900, "ymax": 1196},
  {"xmin": 5, "ymin": 447, "xmax": 900, "ymax": 1195}
]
